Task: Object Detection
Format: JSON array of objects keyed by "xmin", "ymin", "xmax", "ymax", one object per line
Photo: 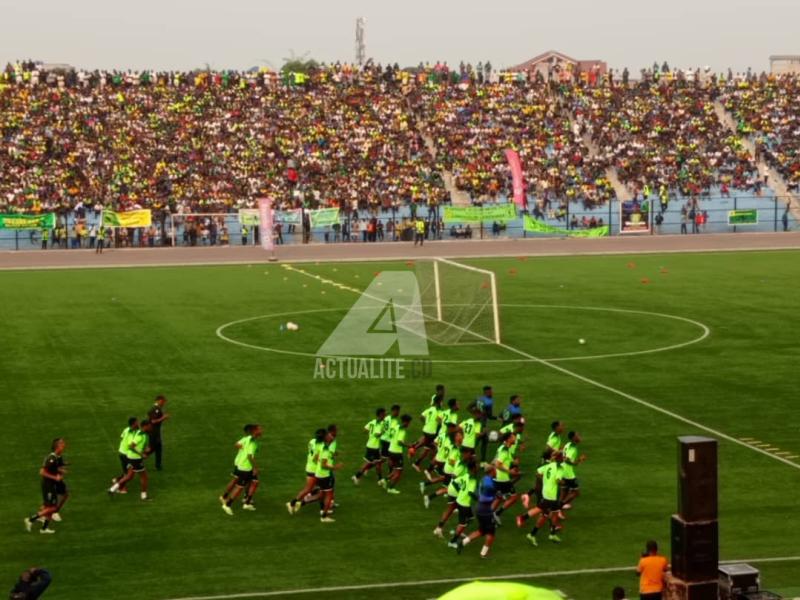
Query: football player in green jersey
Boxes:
[
  {"xmin": 410, "ymin": 396, "xmax": 442, "ymax": 471},
  {"xmin": 422, "ymin": 423, "xmax": 460, "ymax": 508},
  {"xmin": 315, "ymin": 429, "xmax": 343, "ymax": 522},
  {"xmin": 544, "ymin": 421, "xmax": 565, "ymax": 460},
  {"xmin": 109, "ymin": 419, "xmax": 153, "ymax": 501},
  {"xmin": 384, "ymin": 414, "xmax": 412, "ymax": 494},
  {"xmin": 447, "ymin": 459, "xmax": 479, "ymax": 548},
  {"xmin": 432, "ymin": 428, "xmax": 466, "ymax": 537},
  {"xmin": 352, "ymin": 408, "xmax": 386, "ymax": 484},
  {"xmin": 490, "ymin": 432, "xmax": 521, "ymax": 524},
  {"xmin": 560, "ymin": 431, "xmax": 586, "ymax": 510},
  {"xmin": 219, "ymin": 424, "xmax": 262, "ymax": 514},
  {"xmin": 378, "ymin": 404, "xmax": 401, "ymax": 486},
  {"xmin": 430, "ymin": 384, "xmax": 446, "ymax": 406},
  {"xmin": 459, "ymin": 403, "xmax": 484, "ymax": 460},
  {"xmin": 516, "ymin": 451, "xmax": 565, "ymax": 544},
  {"xmin": 287, "ymin": 428, "xmax": 326, "ymax": 514}
]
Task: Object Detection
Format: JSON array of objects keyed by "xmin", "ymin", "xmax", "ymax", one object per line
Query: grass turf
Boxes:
[{"xmin": 1, "ymin": 250, "xmax": 799, "ymax": 600}]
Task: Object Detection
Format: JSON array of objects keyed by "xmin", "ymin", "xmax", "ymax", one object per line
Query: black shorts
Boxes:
[
  {"xmin": 54, "ymin": 481, "xmax": 67, "ymax": 496},
  {"xmin": 119, "ymin": 453, "xmax": 128, "ymax": 473},
  {"xmin": 442, "ymin": 473, "xmax": 452, "ymax": 486},
  {"xmin": 380, "ymin": 441, "xmax": 391, "ymax": 458},
  {"xmin": 232, "ymin": 468, "xmax": 256, "ymax": 486},
  {"xmin": 315, "ymin": 476, "xmax": 333, "ymax": 491},
  {"xmin": 306, "ymin": 471, "xmax": 316, "ymax": 479},
  {"xmin": 493, "ymin": 480, "xmax": 516, "ymax": 496},
  {"xmin": 421, "ymin": 433, "xmax": 436, "ymax": 448},
  {"xmin": 562, "ymin": 477, "xmax": 579, "ymax": 490},
  {"xmin": 447, "ymin": 493, "xmax": 458, "ymax": 505},
  {"xmin": 457, "ymin": 504, "xmax": 473, "ymax": 525},
  {"xmin": 365, "ymin": 447, "xmax": 381, "ymax": 463},
  {"xmin": 431, "ymin": 460, "xmax": 445, "ymax": 475},
  {"xmin": 477, "ymin": 513, "xmax": 496, "ymax": 535},
  {"xmin": 41, "ymin": 483, "xmax": 58, "ymax": 507},
  {"xmin": 537, "ymin": 498, "xmax": 561, "ymax": 515},
  {"xmin": 388, "ymin": 452, "xmax": 403, "ymax": 470},
  {"xmin": 126, "ymin": 458, "xmax": 146, "ymax": 473}
]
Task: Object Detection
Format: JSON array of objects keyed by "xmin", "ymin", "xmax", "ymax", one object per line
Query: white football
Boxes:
[
  {"xmin": 488, "ymin": 430, "xmax": 499, "ymax": 443},
  {"xmin": 286, "ymin": 321, "xmax": 299, "ymax": 331}
]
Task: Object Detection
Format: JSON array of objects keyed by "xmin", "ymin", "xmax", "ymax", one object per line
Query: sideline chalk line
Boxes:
[{"xmin": 164, "ymin": 555, "xmax": 800, "ymax": 599}]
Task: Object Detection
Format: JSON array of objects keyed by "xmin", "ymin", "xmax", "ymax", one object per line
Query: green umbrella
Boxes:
[{"xmin": 439, "ymin": 581, "xmax": 563, "ymax": 600}]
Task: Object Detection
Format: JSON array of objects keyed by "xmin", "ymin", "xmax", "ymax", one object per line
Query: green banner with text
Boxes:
[
  {"xmin": 727, "ymin": 209, "xmax": 758, "ymax": 225},
  {"xmin": 0, "ymin": 213, "xmax": 56, "ymax": 229},
  {"xmin": 523, "ymin": 215, "xmax": 609, "ymax": 237},
  {"xmin": 443, "ymin": 204, "xmax": 517, "ymax": 223}
]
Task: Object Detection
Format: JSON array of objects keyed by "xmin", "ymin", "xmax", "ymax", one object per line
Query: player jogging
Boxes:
[
  {"xmin": 491, "ymin": 432, "xmax": 520, "ymax": 524},
  {"xmin": 516, "ymin": 452, "xmax": 565, "ymax": 545},
  {"xmin": 457, "ymin": 465, "xmax": 500, "ymax": 558},
  {"xmin": 433, "ymin": 428, "xmax": 467, "ymax": 538},
  {"xmin": 287, "ymin": 428, "xmax": 326, "ymax": 514},
  {"xmin": 560, "ymin": 431, "xmax": 586, "ymax": 510},
  {"xmin": 421, "ymin": 422, "xmax": 458, "ymax": 506},
  {"xmin": 382, "ymin": 414, "xmax": 412, "ymax": 494},
  {"xmin": 113, "ymin": 417, "xmax": 137, "ymax": 494},
  {"xmin": 378, "ymin": 404, "xmax": 401, "ymax": 486},
  {"xmin": 476, "ymin": 386, "xmax": 495, "ymax": 461},
  {"xmin": 219, "ymin": 424, "xmax": 262, "ymax": 515},
  {"xmin": 316, "ymin": 429, "xmax": 342, "ymax": 522},
  {"xmin": 24, "ymin": 438, "xmax": 68, "ymax": 534},
  {"xmin": 447, "ymin": 459, "xmax": 478, "ymax": 548},
  {"xmin": 352, "ymin": 408, "xmax": 386, "ymax": 484},
  {"xmin": 109, "ymin": 419, "xmax": 153, "ymax": 500},
  {"xmin": 460, "ymin": 402, "xmax": 484, "ymax": 460},
  {"xmin": 410, "ymin": 397, "xmax": 442, "ymax": 471}
]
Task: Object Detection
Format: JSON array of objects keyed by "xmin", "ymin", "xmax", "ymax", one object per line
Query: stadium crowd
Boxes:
[
  {"xmin": 721, "ymin": 77, "xmax": 800, "ymax": 192},
  {"xmin": 0, "ymin": 60, "xmax": 794, "ymax": 224}
]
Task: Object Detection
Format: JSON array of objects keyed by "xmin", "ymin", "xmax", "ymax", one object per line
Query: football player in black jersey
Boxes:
[{"xmin": 24, "ymin": 438, "xmax": 68, "ymax": 534}]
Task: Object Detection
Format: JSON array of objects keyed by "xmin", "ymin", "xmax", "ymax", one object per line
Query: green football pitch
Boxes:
[{"xmin": 1, "ymin": 250, "xmax": 799, "ymax": 600}]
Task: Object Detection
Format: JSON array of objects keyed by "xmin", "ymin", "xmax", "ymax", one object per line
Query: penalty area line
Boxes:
[{"xmin": 164, "ymin": 556, "xmax": 800, "ymax": 600}]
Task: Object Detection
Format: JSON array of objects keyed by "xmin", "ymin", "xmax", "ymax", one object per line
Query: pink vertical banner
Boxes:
[
  {"xmin": 258, "ymin": 197, "xmax": 274, "ymax": 252},
  {"xmin": 504, "ymin": 149, "xmax": 526, "ymax": 209}
]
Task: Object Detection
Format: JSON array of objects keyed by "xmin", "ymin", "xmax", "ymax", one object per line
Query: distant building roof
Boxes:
[
  {"xmin": 770, "ymin": 55, "xmax": 800, "ymax": 61},
  {"xmin": 507, "ymin": 50, "xmax": 606, "ymax": 72}
]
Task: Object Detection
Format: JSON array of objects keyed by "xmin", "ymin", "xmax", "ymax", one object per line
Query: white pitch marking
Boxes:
[
  {"xmin": 278, "ymin": 262, "xmax": 800, "ymax": 472},
  {"xmin": 163, "ymin": 556, "xmax": 800, "ymax": 600}
]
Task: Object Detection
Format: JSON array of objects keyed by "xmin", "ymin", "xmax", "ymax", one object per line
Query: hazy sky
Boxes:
[{"xmin": 0, "ymin": 0, "xmax": 796, "ymax": 73}]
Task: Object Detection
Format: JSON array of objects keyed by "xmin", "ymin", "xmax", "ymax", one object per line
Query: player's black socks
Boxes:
[
  {"xmin": 226, "ymin": 499, "xmax": 234, "ymax": 507},
  {"xmin": 438, "ymin": 520, "xmax": 445, "ymax": 527},
  {"xmin": 42, "ymin": 520, "xmax": 50, "ymax": 530},
  {"xmin": 28, "ymin": 515, "xmax": 39, "ymax": 523},
  {"xmin": 427, "ymin": 492, "xmax": 437, "ymax": 500},
  {"xmin": 244, "ymin": 495, "xmax": 252, "ymax": 503},
  {"xmin": 495, "ymin": 507, "xmax": 505, "ymax": 516},
  {"xmin": 530, "ymin": 526, "xmax": 539, "ymax": 535},
  {"xmin": 354, "ymin": 472, "xmax": 363, "ymax": 479},
  {"xmin": 289, "ymin": 499, "xmax": 297, "ymax": 507}
]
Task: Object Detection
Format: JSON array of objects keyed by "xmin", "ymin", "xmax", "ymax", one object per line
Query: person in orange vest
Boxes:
[{"xmin": 636, "ymin": 540, "xmax": 669, "ymax": 600}]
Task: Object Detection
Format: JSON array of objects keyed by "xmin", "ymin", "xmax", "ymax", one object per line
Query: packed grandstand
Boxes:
[{"xmin": 0, "ymin": 60, "xmax": 797, "ymax": 223}]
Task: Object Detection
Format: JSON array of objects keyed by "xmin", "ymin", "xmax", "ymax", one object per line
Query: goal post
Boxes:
[{"xmin": 415, "ymin": 258, "xmax": 501, "ymax": 345}]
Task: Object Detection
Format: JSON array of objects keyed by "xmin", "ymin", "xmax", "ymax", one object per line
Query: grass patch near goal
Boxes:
[{"xmin": 0, "ymin": 250, "xmax": 798, "ymax": 599}]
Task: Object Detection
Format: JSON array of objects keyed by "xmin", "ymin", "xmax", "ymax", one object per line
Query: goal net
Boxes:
[{"xmin": 414, "ymin": 258, "xmax": 501, "ymax": 345}]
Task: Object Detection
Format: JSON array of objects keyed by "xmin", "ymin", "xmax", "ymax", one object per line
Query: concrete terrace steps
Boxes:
[
  {"xmin": 713, "ymin": 100, "xmax": 800, "ymax": 223},
  {"xmin": 415, "ymin": 120, "xmax": 473, "ymax": 207}
]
